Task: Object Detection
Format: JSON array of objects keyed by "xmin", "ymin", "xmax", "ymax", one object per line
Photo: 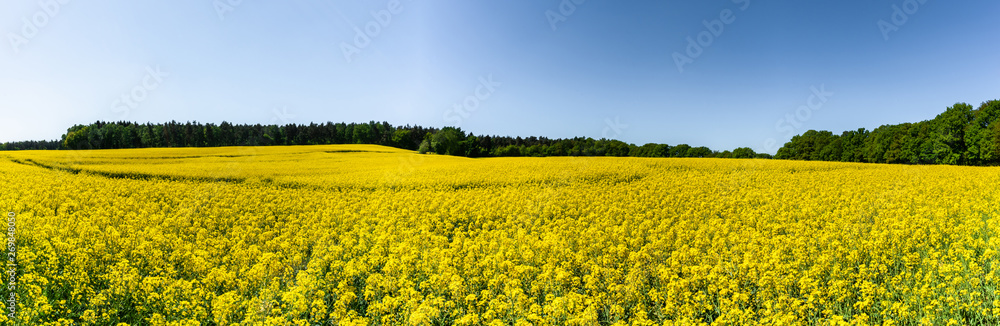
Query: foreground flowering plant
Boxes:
[{"xmin": 1, "ymin": 145, "xmax": 998, "ymax": 325}]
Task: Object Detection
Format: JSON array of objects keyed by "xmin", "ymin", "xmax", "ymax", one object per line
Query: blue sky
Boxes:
[{"xmin": 1, "ymin": 1, "xmax": 997, "ymax": 153}]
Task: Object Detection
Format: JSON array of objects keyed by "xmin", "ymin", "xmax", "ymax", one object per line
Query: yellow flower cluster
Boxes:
[{"xmin": 1, "ymin": 145, "xmax": 999, "ymax": 325}]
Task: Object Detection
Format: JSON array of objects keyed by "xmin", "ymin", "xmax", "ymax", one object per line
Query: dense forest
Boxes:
[
  {"xmin": 775, "ymin": 100, "xmax": 1000, "ymax": 165},
  {"xmin": 0, "ymin": 120, "xmax": 768, "ymax": 159}
]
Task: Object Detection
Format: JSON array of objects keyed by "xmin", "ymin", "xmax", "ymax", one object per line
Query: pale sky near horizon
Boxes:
[{"xmin": 1, "ymin": 1, "xmax": 998, "ymax": 153}]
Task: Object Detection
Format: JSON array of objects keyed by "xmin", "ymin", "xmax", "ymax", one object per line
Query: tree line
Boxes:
[
  {"xmin": 0, "ymin": 140, "xmax": 61, "ymax": 150},
  {"xmin": 7, "ymin": 99, "xmax": 996, "ymax": 165},
  {"xmin": 419, "ymin": 126, "xmax": 769, "ymax": 159},
  {"xmin": 775, "ymin": 100, "xmax": 1000, "ymax": 165},
  {"xmin": 2, "ymin": 120, "xmax": 769, "ymax": 159}
]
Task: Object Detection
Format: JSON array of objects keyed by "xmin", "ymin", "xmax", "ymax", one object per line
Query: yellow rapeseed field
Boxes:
[{"xmin": 1, "ymin": 144, "xmax": 999, "ymax": 325}]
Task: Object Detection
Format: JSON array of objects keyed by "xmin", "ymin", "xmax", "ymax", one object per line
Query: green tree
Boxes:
[
  {"xmin": 430, "ymin": 127, "xmax": 466, "ymax": 156},
  {"xmin": 63, "ymin": 125, "xmax": 90, "ymax": 149},
  {"xmin": 731, "ymin": 147, "xmax": 756, "ymax": 159},
  {"xmin": 931, "ymin": 103, "xmax": 974, "ymax": 164},
  {"xmin": 686, "ymin": 146, "xmax": 712, "ymax": 158},
  {"xmin": 965, "ymin": 100, "xmax": 1000, "ymax": 165},
  {"xmin": 670, "ymin": 144, "xmax": 691, "ymax": 157}
]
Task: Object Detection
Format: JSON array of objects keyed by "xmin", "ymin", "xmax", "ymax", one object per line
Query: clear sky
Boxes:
[{"xmin": 1, "ymin": 1, "xmax": 997, "ymax": 153}]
